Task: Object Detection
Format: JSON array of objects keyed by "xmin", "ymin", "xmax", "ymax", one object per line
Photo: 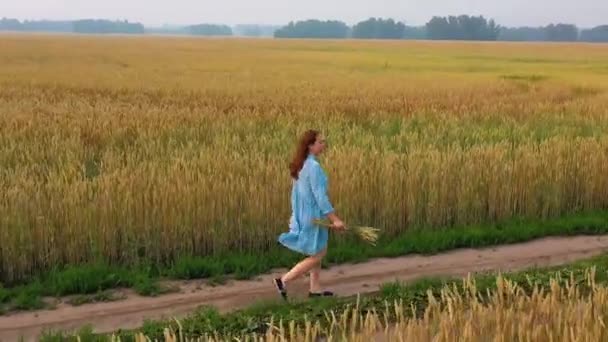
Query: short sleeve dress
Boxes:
[{"xmin": 278, "ymin": 154, "xmax": 335, "ymax": 256}]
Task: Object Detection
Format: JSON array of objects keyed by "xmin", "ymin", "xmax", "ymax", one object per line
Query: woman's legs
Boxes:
[
  {"xmin": 281, "ymin": 248, "xmax": 326, "ymax": 285},
  {"xmin": 309, "ymin": 261, "xmax": 322, "ymax": 293},
  {"xmin": 274, "ymin": 248, "xmax": 330, "ymax": 300}
]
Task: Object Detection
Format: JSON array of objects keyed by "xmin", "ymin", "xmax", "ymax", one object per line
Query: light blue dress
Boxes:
[{"xmin": 278, "ymin": 154, "xmax": 334, "ymax": 256}]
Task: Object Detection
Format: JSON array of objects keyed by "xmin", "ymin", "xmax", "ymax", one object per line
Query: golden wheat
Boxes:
[{"xmin": 1, "ymin": 35, "xmax": 608, "ymax": 282}]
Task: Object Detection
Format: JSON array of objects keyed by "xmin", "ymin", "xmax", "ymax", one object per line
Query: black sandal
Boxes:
[
  {"xmin": 274, "ymin": 278, "xmax": 288, "ymax": 301},
  {"xmin": 309, "ymin": 291, "xmax": 334, "ymax": 298}
]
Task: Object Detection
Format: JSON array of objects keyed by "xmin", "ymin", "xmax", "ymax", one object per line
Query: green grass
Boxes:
[
  {"xmin": 2, "ymin": 210, "xmax": 608, "ymax": 314},
  {"xmin": 44, "ymin": 263, "xmax": 133, "ymax": 296},
  {"xmin": 40, "ymin": 251, "xmax": 608, "ymax": 341},
  {"xmin": 0, "ymin": 285, "xmax": 10, "ymax": 303},
  {"xmin": 0, "ymin": 265, "xmax": 160, "ymax": 313}
]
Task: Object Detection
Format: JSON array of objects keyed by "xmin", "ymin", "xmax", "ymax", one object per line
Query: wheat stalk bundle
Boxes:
[{"xmin": 312, "ymin": 219, "xmax": 381, "ymax": 246}]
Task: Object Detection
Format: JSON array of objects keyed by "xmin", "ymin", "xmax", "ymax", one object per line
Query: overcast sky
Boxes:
[{"xmin": 4, "ymin": 0, "xmax": 607, "ymax": 28}]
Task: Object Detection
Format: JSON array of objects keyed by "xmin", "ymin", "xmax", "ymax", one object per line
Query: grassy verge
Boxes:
[
  {"xmin": 2, "ymin": 210, "xmax": 608, "ymax": 314},
  {"xmin": 40, "ymin": 249, "xmax": 608, "ymax": 341}
]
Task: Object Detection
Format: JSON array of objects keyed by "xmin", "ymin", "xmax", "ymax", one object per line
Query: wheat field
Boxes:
[{"xmin": 1, "ymin": 34, "xmax": 608, "ymax": 283}]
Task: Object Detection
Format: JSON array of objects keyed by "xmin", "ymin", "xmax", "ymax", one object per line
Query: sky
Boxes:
[{"xmin": 3, "ymin": 0, "xmax": 607, "ymax": 28}]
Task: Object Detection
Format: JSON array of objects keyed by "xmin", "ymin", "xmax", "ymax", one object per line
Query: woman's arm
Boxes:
[{"xmin": 309, "ymin": 163, "xmax": 345, "ymax": 231}]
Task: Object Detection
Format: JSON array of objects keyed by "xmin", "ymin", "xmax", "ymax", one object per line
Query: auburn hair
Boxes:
[{"xmin": 289, "ymin": 129, "xmax": 319, "ymax": 179}]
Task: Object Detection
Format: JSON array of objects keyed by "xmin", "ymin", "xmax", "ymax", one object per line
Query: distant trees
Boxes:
[
  {"xmin": 274, "ymin": 20, "xmax": 349, "ymax": 38},
  {"xmin": 273, "ymin": 15, "xmax": 501, "ymax": 40},
  {"xmin": 272, "ymin": 19, "xmax": 608, "ymax": 42},
  {"xmin": 188, "ymin": 24, "xmax": 232, "ymax": 36},
  {"xmin": 272, "ymin": 16, "xmax": 608, "ymax": 43},
  {"xmin": 351, "ymin": 18, "xmax": 405, "ymax": 39},
  {"xmin": 73, "ymin": 19, "xmax": 144, "ymax": 34},
  {"xmin": 2, "ymin": 16, "xmax": 608, "ymax": 43},
  {"xmin": 0, "ymin": 18, "xmax": 24, "ymax": 30},
  {"xmin": 425, "ymin": 15, "xmax": 500, "ymax": 40},
  {"xmin": 0, "ymin": 18, "xmax": 143, "ymax": 34},
  {"xmin": 544, "ymin": 23, "xmax": 578, "ymax": 41},
  {"xmin": 1, "ymin": 18, "xmax": 72, "ymax": 32},
  {"xmin": 20, "ymin": 20, "xmax": 73, "ymax": 32},
  {"xmin": 580, "ymin": 25, "xmax": 608, "ymax": 42},
  {"xmin": 498, "ymin": 23, "xmax": 604, "ymax": 42}
]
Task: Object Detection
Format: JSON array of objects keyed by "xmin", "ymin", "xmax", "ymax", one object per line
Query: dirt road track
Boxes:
[{"xmin": 2, "ymin": 235, "xmax": 608, "ymax": 341}]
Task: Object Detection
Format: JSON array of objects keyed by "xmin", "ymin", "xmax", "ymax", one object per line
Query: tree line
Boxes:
[
  {"xmin": 2, "ymin": 16, "xmax": 607, "ymax": 42},
  {"xmin": 0, "ymin": 18, "xmax": 144, "ymax": 34},
  {"xmin": 73, "ymin": 19, "xmax": 144, "ymax": 34},
  {"xmin": 0, "ymin": 18, "xmax": 271, "ymax": 37},
  {"xmin": 274, "ymin": 17, "xmax": 608, "ymax": 42}
]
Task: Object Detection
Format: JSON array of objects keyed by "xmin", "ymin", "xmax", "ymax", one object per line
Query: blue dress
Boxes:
[{"xmin": 278, "ymin": 154, "xmax": 334, "ymax": 256}]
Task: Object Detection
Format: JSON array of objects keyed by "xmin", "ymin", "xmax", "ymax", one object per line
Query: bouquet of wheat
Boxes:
[{"xmin": 312, "ymin": 219, "xmax": 381, "ymax": 246}]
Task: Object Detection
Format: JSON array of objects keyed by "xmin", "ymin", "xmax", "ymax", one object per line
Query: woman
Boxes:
[{"xmin": 274, "ymin": 129, "xmax": 346, "ymax": 301}]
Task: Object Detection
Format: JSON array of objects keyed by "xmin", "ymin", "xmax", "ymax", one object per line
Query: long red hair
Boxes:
[{"xmin": 289, "ymin": 129, "xmax": 319, "ymax": 179}]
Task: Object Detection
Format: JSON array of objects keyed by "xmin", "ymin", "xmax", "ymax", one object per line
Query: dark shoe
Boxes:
[
  {"xmin": 274, "ymin": 278, "xmax": 288, "ymax": 301},
  {"xmin": 309, "ymin": 291, "xmax": 334, "ymax": 298}
]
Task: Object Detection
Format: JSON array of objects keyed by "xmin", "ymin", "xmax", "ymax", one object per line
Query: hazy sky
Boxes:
[{"xmin": 4, "ymin": 0, "xmax": 607, "ymax": 28}]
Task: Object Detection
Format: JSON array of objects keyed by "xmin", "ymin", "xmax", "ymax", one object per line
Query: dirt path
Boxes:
[{"xmin": 2, "ymin": 235, "xmax": 608, "ymax": 341}]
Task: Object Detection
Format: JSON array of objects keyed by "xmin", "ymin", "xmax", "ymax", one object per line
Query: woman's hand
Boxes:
[
  {"xmin": 331, "ymin": 220, "xmax": 346, "ymax": 232},
  {"xmin": 330, "ymin": 218, "xmax": 346, "ymax": 232},
  {"xmin": 327, "ymin": 213, "xmax": 346, "ymax": 232}
]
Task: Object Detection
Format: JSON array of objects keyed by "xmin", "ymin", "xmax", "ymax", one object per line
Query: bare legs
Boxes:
[
  {"xmin": 281, "ymin": 248, "xmax": 326, "ymax": 292},
  {"xmin": 309, "ymin": 262, "xmax": 322, "ymax": 293}
]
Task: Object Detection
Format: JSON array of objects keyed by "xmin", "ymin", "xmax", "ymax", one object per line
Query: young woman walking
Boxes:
[{"xmin": 274, "ymin": 129, "xmax": 345, "ymax": 300}]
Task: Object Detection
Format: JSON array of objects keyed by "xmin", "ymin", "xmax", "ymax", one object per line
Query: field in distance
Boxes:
[{"xmin": 1, "ymin": 34, "xmax": 608, "ymax": 285}]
